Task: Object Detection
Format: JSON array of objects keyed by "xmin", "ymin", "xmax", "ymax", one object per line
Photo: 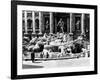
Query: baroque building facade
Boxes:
[{"xmin": 22, "ymin": 10, "xmax": 90, "ymax": 40}]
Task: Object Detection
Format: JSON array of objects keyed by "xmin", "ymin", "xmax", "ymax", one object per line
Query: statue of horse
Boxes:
[{"xmin": 31, "ymin": 42, "xmax": 44, "ymax": 62}]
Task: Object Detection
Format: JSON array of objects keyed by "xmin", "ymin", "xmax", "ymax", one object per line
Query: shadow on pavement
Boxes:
[{"xmin": 22, "ymin": 64, "xmax": 44, "ymax": 69}]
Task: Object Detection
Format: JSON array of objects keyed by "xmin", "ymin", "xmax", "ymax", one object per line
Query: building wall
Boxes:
[{"xmin": 22, "ymin": 11, "xmax": 90, "ymax": 40}]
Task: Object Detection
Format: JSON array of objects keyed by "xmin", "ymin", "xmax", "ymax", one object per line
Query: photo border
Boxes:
[{"xmin": 11, "ymin": 1, "xmax": 97, "ymax": 79}]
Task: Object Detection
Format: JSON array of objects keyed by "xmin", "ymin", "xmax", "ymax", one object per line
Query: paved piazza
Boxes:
[{"xmin": 22, "ymin": 57, "xmax": 90, "ymax": 69}]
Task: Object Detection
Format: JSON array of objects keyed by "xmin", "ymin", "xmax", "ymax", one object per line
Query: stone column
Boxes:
[
  {"xmin": 39, "ymin": 12, "xmax": 43, "ymax": 34},
  {"xmin": 24, "ymin": 11, "xmax": 28, "ymax": 34},
  {"xmin": 67, "ymin": 17, "xmax": 70, "ymax": 33},
  {"xmin": 70, "ymin": 13, "xmax": 72, "ymax": 33},
  {"xmin": 50, "ymin": 12, "xmax": 54, "ymax": 34},
  {"xmin": 55, "ymin": 17, "xmax": 57, "ymax": 33},
  {"xmin": 81, "ymin": 13, "xmax": 85, "ymax": 34},
  {"xmin": 32, "ymin": 11, "xmax": 35, "ymax": 34}
]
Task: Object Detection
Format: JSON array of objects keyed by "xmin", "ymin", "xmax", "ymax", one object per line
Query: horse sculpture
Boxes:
[{"xmin": 31, "ymin": 42, "xmax": 44, "ymax": 62}]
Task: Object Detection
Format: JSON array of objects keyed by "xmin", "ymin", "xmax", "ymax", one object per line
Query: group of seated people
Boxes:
[{"xmin": 23, "ymin": 32, "xmax": 90, "ymax": 62}]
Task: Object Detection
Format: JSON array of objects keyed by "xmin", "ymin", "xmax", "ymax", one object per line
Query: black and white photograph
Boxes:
[
  {"xmin": 22, "ymin": 11, "xmax": 90, "ymax": 68},
  {"xmin": 11, "ymin": 1, "xmax": 97, "ymax": 79}
]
